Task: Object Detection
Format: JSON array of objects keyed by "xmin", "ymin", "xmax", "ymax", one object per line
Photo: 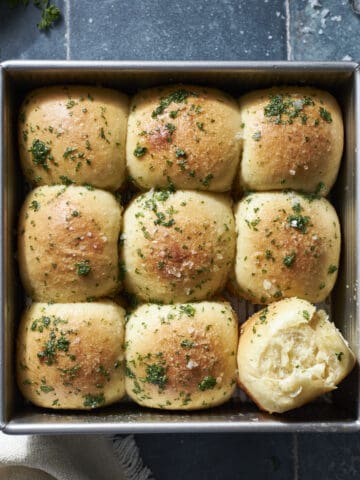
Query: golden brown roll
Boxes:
[
  {"xmin": 18, "ymin": 85, "xmax": 129, "ymax": 191},
  {"xmin": 17, "ymin": 301, "xmax": 126, "ymax": 410},
  {"xmin": 126, "ymin": 85, "xmax": 241, "ymax": 191},
  {"xmin": 18, "ymin": 185, "xmax": 122, "ymax": 302},
  {"xmin": 125, "ymin": 302, "xmax": 238, "ymax": 410},
  {"xmin": 239, "ymin": 86, "xmax": 343, "ymax": 195},
  {"xmin": 233, "ymin": 191, "xmax": 340, "ymax": 304},
  {"xmin": 121, "ymin": 189, "xmax": 236, "ymax": 303},
  {"xmin": 237, "ymin": 298, "xmax": 356, "ymax": 414}
]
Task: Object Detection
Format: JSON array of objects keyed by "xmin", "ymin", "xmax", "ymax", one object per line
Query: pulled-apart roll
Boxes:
[{"xmin": 237, "ymin": 298, "xmax": 356, "ymax": 414}]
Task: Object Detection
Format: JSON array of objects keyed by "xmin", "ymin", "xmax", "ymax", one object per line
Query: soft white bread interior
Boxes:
[
  {"xmin": 17, "ymin": 301, "xmax": 126, "ymax": 410},
  {"xmin": 237, "ymin": 297, "xmax": 356, "ymax": 414},
  {"xmin": 125, "ymin": 301, "xmax": 238, "ymax": 410}
]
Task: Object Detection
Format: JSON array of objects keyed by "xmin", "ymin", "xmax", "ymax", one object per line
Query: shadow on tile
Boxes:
[
  {"xmin": 136, "ymin": 433, "xmax": 293, "ymax": 480},
  {"xmin": 298, "ymin": 433, "xmax": 360, "ymax": 480}
]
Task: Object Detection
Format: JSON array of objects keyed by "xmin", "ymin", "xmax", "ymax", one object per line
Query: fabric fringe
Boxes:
[{"xmin": 112, "ymin": 436, "xmax": 154, "ymax": 480}]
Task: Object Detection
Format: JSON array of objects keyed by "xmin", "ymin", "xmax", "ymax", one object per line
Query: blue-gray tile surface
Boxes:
[
  {"xmin": 298, "ymin": 433, "xmax": 360, "ymax": 480},
  {"xmin": 70, "ymin": 0, "xmax": 286, "ymax": 60},
  {"xmin": 290, "ymin": 0, "xmax": 360, "ymax": 61},
  {"xmin": 1, "ymin": 1, "xmax": 360, "ymax": 479},
  {"xmin": 0, "ymin": 1, "xmax": 66, "ymax": 61}
]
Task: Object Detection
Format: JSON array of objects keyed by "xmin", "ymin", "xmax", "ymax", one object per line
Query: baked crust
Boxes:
[
  {"xmin": 126, "ymin": 85, "xmax": 241, "ymax": 191},
  {"xmin": 233, "ymin": 191, "xmax": 340, "ymax": 304},
  {"xmin": 18, "ymin": 185, "xmax": 122, "ymax": 302},
  {"xmin": 17, "ymin": 301, "xmax": 126, "ymax": 410},
  {"xmin": 19, "ymin": 85, "xmax": 129, "ymax": 191},
  {"xmin": 239, "ymin": 86, "xmax": 343, "ymax": 195},
  {"xmin": 121, "ymin": 189, "xmax": 236, "ymax": 303},
  {"xmin": 125, "ymin": 302, "xmax": 238, "ymax": 410}
]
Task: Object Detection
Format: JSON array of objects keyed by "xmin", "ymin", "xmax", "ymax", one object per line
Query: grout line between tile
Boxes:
[
  {"xmin": 285, "ymin": 0, "xmax": 292, "ymax": 60},
  {"xmin": 293, "ymin": 433, "xmax": 299, "ymax": 480},
  {"xmin": 65, "ymin": 0, "xmax": 71, "ymax": 60}
]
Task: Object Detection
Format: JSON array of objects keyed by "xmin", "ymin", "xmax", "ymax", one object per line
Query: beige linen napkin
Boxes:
[{"xmin": 0, "ymin": 433, "xmax": 152, "ymax": 480}]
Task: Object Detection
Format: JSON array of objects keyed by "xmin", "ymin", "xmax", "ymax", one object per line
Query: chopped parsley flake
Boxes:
[
  {"xmin": 66, "ymin": 99, "xmax": 77, "ymax": 109},
  {"xmin": 175, "ymin": 148, "xmax": 186, "ymax": 158},
  {"xmin": 75, "ymin": 260, "xmax": 91, "ymax": 276},
  {"xmin": 30, "ymin": 200, "xmax": 40, "ymax": 211},
  {"xmin": 134, "ymin": 146, "xmax": 147, "ymax": 157},
  {"xmin": 36, "ymin": 3, "xmax": 61, "ymax": 31},
  {"xmin": 259, "ymin": 307, "xmax": 268, "ymax": 323},
  {"xmin": 265, "ymin": 249, "xmax": 275, "ymax": 261},
  {"xmin": 29, "ymin": 139, "xmax": 51, "ymax": 170},
  {"xmin": 283, "ymin": 252, "xmax": 296, "ymax": 268},
  {"xmin": 179, "ymin": 304, "xmax": 196, "ymax": 317},
  {"xmin": 287, "ymin": 214, "xmax": 310, "ymax": 233},
  {"xmin": 59, "ymin": 175, "xmax": 73, "ymax": 186},
  {"xmin": 151, "ymin": 89, "xmax": 198, "ymax": 118},
  {"xmin": 37, "ymin": 331, "xmax": 70, "ymax": 366},
  {"xmin": 63, "ymin": 146, "xmax": 77, "ymax": 158},
  {"xmin": 328, "ymin": 265, "xmax": 338, "ymax": 274},
  {"xmin": 198, "ymin": 376, "xmax": 216, "ymax": 391},
  {"xmin": 145, "ymin": 363, "xmax": 168, "ymax": 390},
  {"xmin": 40, "ymin": 385, "xmax": 54, "ymax": 393},
  {"xmin": 315, "ymin": 182, "xmax": 326, "ymax": 194},
  {"xmin": 125, "ymin": 365, "xmax": 136, "ymax": 378},
  {"xmin": 264, "ymin": 94, "xmax": 315, "ymax": 125},
  {"xmin": 154, "ymin": 212, "xmax": 175, "ymax": 227},
  {"xmin": 165, "ymin": 123, "xmax": 176, "ymax": 135},
  {"xmin": 202, "ymin": 174, "xmax": 214, "ymax": 187},
  {"xmin": 83, "ymin": 393, "xmax": 105, "ymax": 408},
  {"xmin": 245, "ymin": 217, "xmax": 261, "ymax": 231},
  {"xmin": 292, "ymin": 202, "xmax": 303, "ymax": 213},
  {"xmin": 335, "ymin": 352, "xmax": 344, "ymax": 361},
  {"xmin": 319, "ymin": 107, "xmax": 332, "ymax": 123}
]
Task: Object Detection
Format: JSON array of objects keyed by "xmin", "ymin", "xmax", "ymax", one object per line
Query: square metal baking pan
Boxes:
[{"xmin": 0, "ymin": 60, "xmax": 359, "ymax": 434}]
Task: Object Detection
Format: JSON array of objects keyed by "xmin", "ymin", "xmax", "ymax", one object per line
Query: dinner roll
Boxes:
[
  {"xmin": 237, "ymin": 298, "xmax": 356, "ymax": 414},
  {"xmin": 125, "ymin": 302, "xmax": 238, "ymax": 410},
  {"xmin": 233, "ymin": 191, "xmax": 340, "ymax": 304},
  {"xmin": 17, "ymin": 301, "xmax": 126, "ymax": 410},
  {"xmin": 122, "ymin": 189, "xmax": 235, "ymax": 303},
  {"xmin": 239, "ymin": 86, "xmax": 343, "ymax": 195},
  {"xmin": 126, "ymin": 85, "xmax": 241, "ymax": 191},
  {"xmin": 18, "ymin": 85, "xmax": 129, "ymax": 190},
  {"xmin": 18, "ymin": 185, "xmax": 122, "ymax": 302}
]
